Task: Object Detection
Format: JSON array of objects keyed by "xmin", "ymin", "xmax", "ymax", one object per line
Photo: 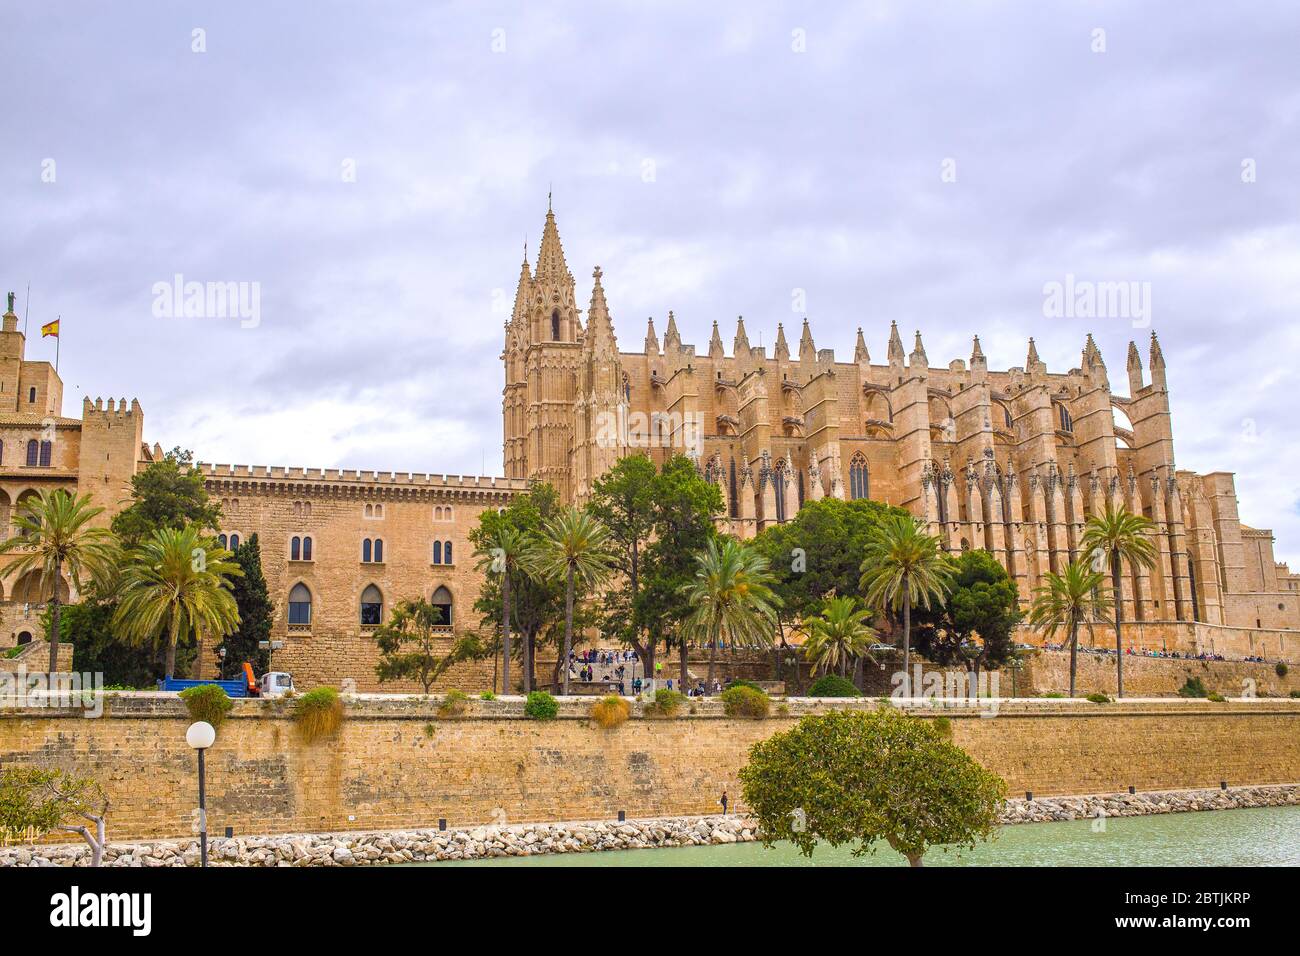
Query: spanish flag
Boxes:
[{"xmin": 41, "ymin": 319, "xmax": 59, "ymax": 338}]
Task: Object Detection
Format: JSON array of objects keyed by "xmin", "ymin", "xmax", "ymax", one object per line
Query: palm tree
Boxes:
[
  {"xmin": 112, "ymin": 526, "xmax": 243, "ymax": 678},
  {"xmin": 1080, "ymin": 505, "xmax": 1157, "ymax": 697},
  {"xmin": 1026, "ymin": 560, "xmax": 1113, "ymax": 697},
  {"xmin": 529, "ymin": 508, "xmax": 614, "ymax": 695},
  {"xmin": 858, "ymin": 514, "xmax": 954, "ymax": 697},
  {"xmin": 474, "ymin": 526, "xmax": 528, "ymax": 695},
  {"xmin": 800, "ymin": 596, "xmax": 878, "ymax": 678},
  {"xmin": 0, "ymin": 489, "xmax": 118, "ymax": 674},
  {"xmin": 680, "ymin": 538, "xmax": 782, "ymax": 687}
]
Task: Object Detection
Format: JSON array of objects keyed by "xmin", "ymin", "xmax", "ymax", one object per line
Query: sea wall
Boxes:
[{"xmin": 2, "ymin": 693, "xmax": 1297, "ymax": 843}]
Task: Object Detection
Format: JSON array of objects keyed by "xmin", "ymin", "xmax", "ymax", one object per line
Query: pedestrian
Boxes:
[{"xmin": 720, "ymin": 790, "xmax": 728, "ymax": 815}]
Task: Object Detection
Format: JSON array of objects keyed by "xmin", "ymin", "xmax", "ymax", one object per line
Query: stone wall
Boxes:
[
  {"xmin": 2, "ymin": 693, "xmax": 1297, "ymax": 843},
  {"xmin": 1023, "ymin": 650, "xmax": 1296, "ymax": 698}
]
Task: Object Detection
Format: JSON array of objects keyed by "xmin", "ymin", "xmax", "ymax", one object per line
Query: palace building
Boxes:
[{"xmin": 2, "ymin": 204, "xmax": 1298, "ymax": 688}]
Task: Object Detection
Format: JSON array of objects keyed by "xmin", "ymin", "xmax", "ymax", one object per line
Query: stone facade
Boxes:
[
  {"xmin": 1, "ymin": 694, "xmax": 1297, "ymax": 842},
  {"xmin": 2, "ymin": 203, "xmax": 1299, "ymax": 684}
]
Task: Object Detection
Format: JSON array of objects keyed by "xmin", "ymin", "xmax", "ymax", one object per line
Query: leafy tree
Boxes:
[
  {"xmin": 636, "ymin": 455, "xmax": 724, "ymax": 687},
  {"xmin": 217, "ymin": 533, "xmax": 274, "ymax": 679},
  {"xmin": 54, "ymin": 599, "xmax": 182, "ymax": 687},
  {"xmin": 800, "ymin": 596, "xmax": 878, "ymax": 678},
  {"xmin": 680, "ymin": 538, "xmax": 782, "ymax": 685},
  {"xmin": 109, "ymin": 447, "xmax": 222, "ymax": 548},
  {"xmin": 468, "ymin": 484, "xmax": 567, "ymax": 693},
  {"xmin": 0, "ymin": 489, "xmax": 118, "ymax": 674},
  {"xmin": 806, "ymin": 673, "xmax": 861, "ymax": 697},
  {"xmin": 1026, "ymin": 560, "xmax": 1112, "ymax": 697},
  {"xmin": 529, "ymin": 507, "xmax": 615, "ymax": 695},
  {"xmin": 472, "ymin": 525, "xmax": 529, "ymax": 694},
  {"xmin": 588, "ymin": 455, "xmax": 658, "ymax": 669},
  {"xmin": 858, "ymin": 514, "xmax": 954, "ymax": 696},
  {"xmin": 1080, "ymin": 506, "xmax": 1157, "ymax": 698},
  {"xmin": 740, "ymin": 708, "xmax": 1006, "ymax": 866},
  {"xmin": 112, "ymin": 526, "xmax": 243, "ymax": 677},
  {"xmin": 372, "ymin": 597, "xmax": 487, "ymax": 693},
  {"xmin": 0, "ymin": 767, "xmax": 110, "ymax": 866},
  {"xmin": 911, "ymin": 549, "xmax": 1022, "ymax": 677},
  {"xmin": 753, "ymin": 497, "xmax": 909, "ymax": 621}
]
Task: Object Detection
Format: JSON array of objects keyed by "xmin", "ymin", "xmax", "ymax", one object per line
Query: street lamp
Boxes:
[{"xmin": 186, "ymin": 720, "xmax": 216, "ymax": 867}]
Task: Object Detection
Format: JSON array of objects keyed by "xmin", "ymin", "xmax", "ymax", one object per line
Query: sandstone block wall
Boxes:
[{"xmin": 2, "ymin": 694, "xmax": 1296, "ymax": 843}]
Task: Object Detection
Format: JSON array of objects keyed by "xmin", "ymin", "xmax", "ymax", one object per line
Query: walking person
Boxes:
[{"xmin": 720, "ymin": 790, "xmax": 729, "ymax": 816}]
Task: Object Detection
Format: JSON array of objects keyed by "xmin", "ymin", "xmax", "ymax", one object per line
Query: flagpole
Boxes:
[
  {"xmin": 55, "ymin": 315, "xmax": 60, "ymax": 372},
  {"xmin": 22, "ymin": 283, "xmax": 30, "ymax": 336}
]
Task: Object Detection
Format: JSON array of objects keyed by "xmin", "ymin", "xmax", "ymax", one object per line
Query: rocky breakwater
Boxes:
[
  {"xmin": 999, "ymin": 783, "xmax": 1298, "ymax": 823},
  {"xmin": 1, "ymin": 814, "xmax": 756, "ymax": 867}
]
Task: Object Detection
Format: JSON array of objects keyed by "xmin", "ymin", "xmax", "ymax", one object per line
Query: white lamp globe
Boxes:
[{"xmin": 186, "ymin": 721, "xmax": 216, "ymax": 750}]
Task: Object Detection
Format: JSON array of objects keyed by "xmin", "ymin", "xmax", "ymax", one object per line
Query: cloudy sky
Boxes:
[{"xmin": 3, "ymin": 2, "xmax": 1298, "ymax": 561}]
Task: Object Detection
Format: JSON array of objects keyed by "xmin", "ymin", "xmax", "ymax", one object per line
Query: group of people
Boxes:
[
  {"xmin": 1041, "ymin": 643, "xmax": 1274, "ymax": 664},
  {"xmin": 567, "ymin": 648, "xmax": 730, "ymax": 697}
]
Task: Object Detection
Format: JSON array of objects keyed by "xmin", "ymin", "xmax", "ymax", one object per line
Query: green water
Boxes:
[{"xmin": 433, "ymin": 806, "xmax": 1300, "ymax": 867}]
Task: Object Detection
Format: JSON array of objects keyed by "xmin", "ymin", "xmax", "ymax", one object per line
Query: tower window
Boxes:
[
  {"xmin": 552, "ymin": 309, "xmax": 561, "ymax": 340},
  {"xmin": 28, "ymin": 387, "xmax": 36, "ymax": 404},
  {"xmin": 288, "ymin": 583, "xmax": 312, "ymax": 626},
  {"xmin": 849, "ymin": 453, "xmax": 870, "ymax": 500},
  {"xmin": 39, "ymin": 441, "xmax": 51, "ymax": 466},
  {"xmin": 360, "ymin": 584, "xmax": 383, "ymax": 627},
  {"xmin": 26, "ymin": 439, "xmax": 37, "ymax": 466}
]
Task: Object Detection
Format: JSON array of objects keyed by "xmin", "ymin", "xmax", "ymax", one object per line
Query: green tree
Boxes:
[
  {"xmin": 112, "ymin": 526, "xmax": 243, "ymax": 677},
  {"xmin": 1080, "ymin": 506, "xmax": 1157, "ymax": 698},
  {"xmin": 739, "ymin": 708, "xmax": 1006, "ymax": 866},
  {"xmin": 468, "ymin": 484, "xmax": 567, "ymax": 693},
  {"xmin": 636, "ymin": 455, "xmax": 724, "ymax": 687},
  {"xmin": 529, "ymin": 507, "xmax": 615, "ymax": 695},
  {"xmin": 858, "ymin": 514, "xmax": 954, "ymax": 696},
  {"xmin": 0, "ymin": 767, "xmax": 110, "ymax": 866},
  {"xmin": 1026, "ymin": 559, "xmax": 1112, "ymax": 697},
  {"xmin": 0, "ymin": 489, "xmax": 118, "ymax": 674},
  {"xmin": 680, "ymin": 538, "xmax": 782, "ymax": 685},
  {"xmin": 799, "ymin": 596, "xmax": 878, "ymax": 678},
  {"xmin": 372, "ymin": 597, "xmax": 487, "ymax": 693},
  {"xmin": 588, "ymin": 455, "xmax": 658, "ymax": 671},
  {"xmin": 54, "ymin": 599, "xmax": 182, "ymax": 687},
  {"xmin": 911, "ymin": 549, "xmax": 1023, "ymax": 678},
  {"xmin": 109, "ymin": 447, "xmax": 222, "ymax": 548},
  {"xmin": 217, "ymin": 533, "xmax": 274, "ymax": 679},
  {"xmin": 473, "ymin": 525, "xmax": 529, "ymax": 694}
]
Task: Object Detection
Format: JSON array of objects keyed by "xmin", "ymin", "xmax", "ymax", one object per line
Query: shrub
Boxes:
[
  {"xmin": 480, "ymin": 691, "xmax": 497, "ymax": 701},
  {"xmin": 721, "ymin": 685, "xmax": 770, "ymax": 719},
  {"xmin": 293, "ymin": 687, "xmax": 344, "ymax": 743},
  {"xmin": 1177, "ymin": 676, "xmax": 1208, "ymax": 698},
  {"xmin": 437, "ymin": 689, "xmax": 470, "ymax": 717},
  {"xmin": 179, "ymin": 684, "xmax": 233, "ymax": 731},
  {"xmin": 1290, "ymin": 690, "xmax": 1300, "ymax": 699},
  {"xmin": 589, "ymin": 695, "xmax": 630, "ymax": 729},
  {"xmin": 1207, "ymin": 692, "xmax": 1227, "ymax": 703},
  {"xmin": 932, "ymin": 716, "xmax": 953, "ymax": 738},
  {"xmin": 524, "ymin": 690, "xmax": 558, "ymax": 720},
  {"xmin": 1040, "ymin": 692, "xmax": 1066, "ymax": 699},
  {"xmin": 645, "ymin": 688, "xmax": 687, "ymax": 718},
  {"xmin": 726, "ymin": 679, "xmax": 763, "ymax": 692},
  {"xmin": 807, "ymin": 674, "xmax": 860, "ymax": 698},
  {"xmin": 1275, "ymin": 662, "xmax": 1289, "ymax": 678},
  {"xmin": 1085, "ymin": 692, "xmax": 1111, "ymax": 704}
]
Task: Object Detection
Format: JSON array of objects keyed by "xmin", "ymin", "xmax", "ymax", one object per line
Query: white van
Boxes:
[{"xmin": 259, "ymin": 672, "xmax": 296, "ymax": 698}]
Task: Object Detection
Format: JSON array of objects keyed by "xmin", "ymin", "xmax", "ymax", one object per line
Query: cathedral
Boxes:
[{"xmin": 1, "ymin": 204, "xmax": 1298, "ymax": 690}]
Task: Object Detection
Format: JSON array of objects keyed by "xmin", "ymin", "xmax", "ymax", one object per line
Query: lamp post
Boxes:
[{"xmin": 186, "ymin": 721, "xmax": 216, "ymax": 867}]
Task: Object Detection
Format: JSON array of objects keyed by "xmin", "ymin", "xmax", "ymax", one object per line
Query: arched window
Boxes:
[
  {"xmin": 0, "ymin": 440, "xmax": 4, "ymax": 465},
  {"xmin": 774, "ymin": 462, "xmax": 788, "ymax": 523},
  {"xmin": 17, "ymin": 631, "xmax": 32, "ymax": 645},
  {"xmin": 288, "ymin": 583, "xmax": 312, "ymax": 625},
  {"xmin": 849, "ymin": 453, "xmax": 869, "ymax": 500},
  {"xmin": 25, "ymin": 439, "xmax": 37, "ymax": 466},
  {"xmin": 551, "ymin": 309, "xmax": 561, "ymax": 340},
  {"xmin": 374, "ymin": 539, "xmax": 383, "ymax": 563},
  {"xmin": 229, "ymin": 534, "xmax": 240, "ymax": 550},
  {"xmin": 431, "ymin": 585, "xmax": 453, "ymax": 627},
  {"xmin": 302, "ymin": 536, "xmax": 313, "ymax": 561},
  {"xmin": 728, "ymin": 459, "xmax": 739, "ymax": 518},
  {"xmin": 38, "ymin": 441, "xmax": 51, "ymax": 466},
  {"xmin": 362, "ymin": 539, "xmax": 372, "ymax": 563},
  {"xmin": 365, "ymin": 504, "xmax": 373, "ymax": 517},
  {"xmin": 218, "ymin": 534, "xmax": 228, "ymax": 548},
  {"xmin": 1058, "ymin": 404, "xmax": 1074, "ymax": 433},
  {"xmin": 291, "ymin": 536, "xmax": 301, "ymax": 560},
  {"xmin": 443, "ymin": 540, "xmax": 452, "ymax": 564},
  {"xmin": 433, "ymin": 540, "xmax": 443, "ymax": 565},
  {"xmin": 360, "ymin": 584, "xmax": 383, "ymax": 627},
  {"xmin": 1186, "ymin": 552, "xmax": 1200, "ymax": 622},
  {"xmin": 27, "ymin": 386, "xmax": 36, "ymax": 404}
]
